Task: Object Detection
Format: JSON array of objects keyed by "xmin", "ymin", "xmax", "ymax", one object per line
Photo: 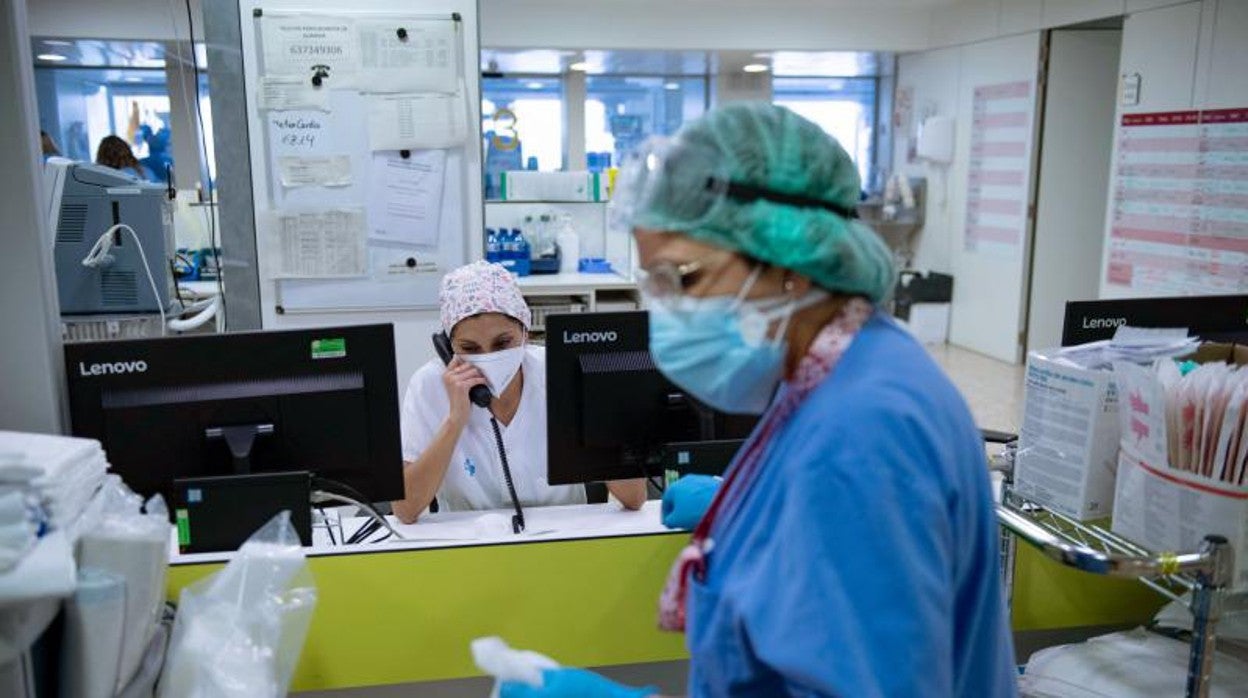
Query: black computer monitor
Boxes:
[
  {"xmin": 545, "ymin": 311, "xmax": 758, "ymax": 485},
  {"xmin": 1061, "ymin": 295, "xmax": 1248, "ymax": 346},
  {"xmin": 63, "ymin": 324, "xmax": 404, "ymax": 506}
]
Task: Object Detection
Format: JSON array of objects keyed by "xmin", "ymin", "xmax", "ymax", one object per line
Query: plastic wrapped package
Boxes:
[
  {"xmin": 157, "ymin": 512, "xmax": 317, "ymax": 698},
  {"xmin": 76, "ymin": 478, "xmax": 171, "ymax": 693},
  {"xmin": 60, "ymin": 569, "xmax": 126, "ymax": 698}
]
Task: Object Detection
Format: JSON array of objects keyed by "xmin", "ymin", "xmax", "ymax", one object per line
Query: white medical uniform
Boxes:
[{"xmin": 400, "ymin": 345, "xmax": 587, "ymax": 512}]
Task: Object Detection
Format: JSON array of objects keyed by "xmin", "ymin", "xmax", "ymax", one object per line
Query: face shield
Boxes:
[{"xmin": 611, "ymin": 135, "xmax": 860, "ymax": 235}]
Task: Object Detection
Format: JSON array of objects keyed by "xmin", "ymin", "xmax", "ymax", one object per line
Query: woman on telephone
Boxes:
[{"xmin": 392, "ymin": 261, "xmax": 648, "ymax": 524}]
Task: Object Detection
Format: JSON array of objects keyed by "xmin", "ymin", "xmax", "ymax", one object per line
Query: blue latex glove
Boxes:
[
  {"xmin": 661, "ymin": 474, "xmax": 721, "ymax": 529},
  {"xmin": 500, "ymin": 668, "xmax": 657, "ymax": 698}
]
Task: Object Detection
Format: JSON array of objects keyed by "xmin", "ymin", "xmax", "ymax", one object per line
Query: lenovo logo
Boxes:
[
  {"xmin": 78, "ymin": 360, "xmax": 148, "ymax": 377},
  {"xmin": 1081, "ymin": 316, "xmax": 1127, "ymax": 330},
  {"xmin": 562, "ymin": 330, "xmax": 619, "ymax": 344}
]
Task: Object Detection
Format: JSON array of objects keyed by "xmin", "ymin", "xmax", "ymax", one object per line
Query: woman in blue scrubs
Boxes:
[{"xmin": 502, "ymin": 103, "xmax": 1017, "ymax": 697}]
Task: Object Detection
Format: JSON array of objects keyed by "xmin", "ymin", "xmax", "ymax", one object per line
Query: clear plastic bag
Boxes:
[
  {"xmin": 157, "ymin": 511, "xmax": 317, "ymax": 698},
  {"xmin": 75, "ymin": 476, "xmax": 171, "ymax": 694}
]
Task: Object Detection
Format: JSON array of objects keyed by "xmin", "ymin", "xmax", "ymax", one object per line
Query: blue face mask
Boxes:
[{"xmin": 645, "ymin": 268, "xmax": 825, "ymax": 415}]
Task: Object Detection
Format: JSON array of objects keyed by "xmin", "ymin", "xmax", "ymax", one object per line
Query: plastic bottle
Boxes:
[
  {"xmin": 516, "ymin": 234, "xmax": 532, "ymax": 276},
  {"xmin": 485, "ymin": 228, "xmax": 500, "ymax": 263},
  {"xmin": 555, "ymin": 214, "xmax": 579, "ymax": 274},
  {"xmin": 536, "ymin": 214, "xmax": 554, "ymax": 256}
]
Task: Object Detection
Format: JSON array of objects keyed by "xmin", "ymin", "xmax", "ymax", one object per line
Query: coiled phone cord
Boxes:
[{"xmin": 490, "ymin": 417, "xmax": 526, "ymax": 534}]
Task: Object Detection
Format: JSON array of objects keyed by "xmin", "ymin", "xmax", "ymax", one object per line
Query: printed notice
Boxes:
[
  {"xmin": 357, "ymin": 20, "xmax": 458, "ymax": 93},
  {"xmin": 964, "ymin": 80, "xmax": 1033, "ymax": 254},
  {"xmin": 366, "ymin": 92, "xmax": 466, "ymax": 150},
  {"xmin": 1105, "ymin": 108, "xmax": 1248, "ymax": 294},
  {"xmin": 367, "ymin": 150, "xmax": 446, "ymax": 246},
  {"xmin": 260, "ymin": 15, "xmax": 359, "ymax": 79},
  {"xmin": 273, "ymin": 209, "xmax": 367, "ymax": 278},
  {"xmin": 259, "ymin": 77, "xmax": 329, "ymax": 111},
  {"xmin": 277, "ymin": 155, "xmax": 352, "ymax": 188}
]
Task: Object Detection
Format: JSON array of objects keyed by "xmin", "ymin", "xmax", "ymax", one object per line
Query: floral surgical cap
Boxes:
[{"xmin": 439, "ymin": 261, "xmax": 532, "ymax": 335}]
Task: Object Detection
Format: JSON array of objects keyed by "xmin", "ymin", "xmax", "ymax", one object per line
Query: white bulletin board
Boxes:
[{"xmin": 238, "ymin": 0, "xmax": 482, "ymax": 317}]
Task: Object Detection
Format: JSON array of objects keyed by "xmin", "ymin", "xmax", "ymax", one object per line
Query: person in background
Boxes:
[
  {"xmin": 392, "ymin": 261, "xmax": 648, "ymax": 523},
  {"xmin": 500, "ymin": 103, "xmax": 1017, "ymax": 697},
  {"xmin": 40, "ymin": 130, "xmax": 60, "ymax": 159},
  {"xmin": 95, "ymin": 135, "xmax": 151, "ymax": 181}
]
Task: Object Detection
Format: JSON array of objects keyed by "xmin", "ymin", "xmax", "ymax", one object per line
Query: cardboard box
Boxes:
[
  {"xmin": 500, "ymin": 171, "xmax": 604, "ymax": 202},
  {"xmin": 1111, "ymin": 345, "xmax": 1248, "ymax": 590},
  {"xmin": 1112, "ymin": 448, "xmax": 1248, "ymax": 591},
  {"xmin": 1014, "ymin": 351, "xmax": 1120, "ymax": 520}
]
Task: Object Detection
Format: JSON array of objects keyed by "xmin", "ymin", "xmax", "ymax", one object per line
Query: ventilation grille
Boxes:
[
  {"xmin": 100, "ymin": 271, "xmax": 139, "ymax": 307},
  {"xmin": 56, "ymin": 204, "xmax": 88, "ymax": 244},
  {"xmin": 579, "ymin": 350, "xmax": 656, "ymax": 374}
]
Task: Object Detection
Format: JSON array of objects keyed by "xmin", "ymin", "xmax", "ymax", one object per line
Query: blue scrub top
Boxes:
[{"xmin": 686, "ymin": 313, "xmax": 1017, "ymax": 697}]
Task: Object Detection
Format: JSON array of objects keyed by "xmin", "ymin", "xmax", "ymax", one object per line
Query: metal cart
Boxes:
[{"xmin": 991, "ymin": 440, "xmax": 1243, "ymax": 698}]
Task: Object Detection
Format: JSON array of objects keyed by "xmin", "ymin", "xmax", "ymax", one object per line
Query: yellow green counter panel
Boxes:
[{"xmin": 165, "ymin": 506, "xmax": 1166, "ymax": 691}]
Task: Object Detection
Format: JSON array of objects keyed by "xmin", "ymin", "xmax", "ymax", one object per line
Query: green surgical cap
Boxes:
[{"xmin": 633, "ymin": 102, "xmax": 896, "ymax": 303}]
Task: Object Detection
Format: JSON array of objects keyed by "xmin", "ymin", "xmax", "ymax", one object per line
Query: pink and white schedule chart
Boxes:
[
  {"xmin": 1106, "ymin": 108, "xmax": 1248, "ymax": 295},
  {"xmin": 964, "ymin": 80, "xmax": 1034, "ymax": 254}
]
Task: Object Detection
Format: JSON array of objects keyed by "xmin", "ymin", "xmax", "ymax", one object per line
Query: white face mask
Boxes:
[{"xmin": 460, "ymin": 346, "xmax": 526, "ymax": 396}]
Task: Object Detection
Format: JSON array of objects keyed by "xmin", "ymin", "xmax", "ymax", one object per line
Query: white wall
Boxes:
[
  {"xmin": 1097, "ymin": 0, "xmax": 1248, "ymax": 298},
  {"xmin": 925, "ymin": 0, "xmax": 1195, "ymax": 48},
  {"xmin": 898, "ymin": 0, "xmax": 1248, "ymax": 360}
]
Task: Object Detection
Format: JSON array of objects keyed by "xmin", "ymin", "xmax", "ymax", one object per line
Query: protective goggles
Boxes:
[{"xmin": 612, "ymin": 136, "xmax": 859, "ymax": 232}]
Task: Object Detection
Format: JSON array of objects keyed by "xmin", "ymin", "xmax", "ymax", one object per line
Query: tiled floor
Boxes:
[{"xmin": 927, "ymin": 343, "xmax": 1026, "ymax": 435}]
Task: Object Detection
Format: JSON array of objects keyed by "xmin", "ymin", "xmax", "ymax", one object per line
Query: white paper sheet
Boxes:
[
  {"xmin": 259, "ymin": 77, "xmax": 329, "ymax": 111},
  {"xmin": 260, "ymin": 15, "xmax": 359, "ymax": 79},
  {"xmin": 267, "ymin": 111, "xmax": 340, "ymax": 157},
  {"xmin": 272, "ymin": 209, "xmax": 367, "ymax": 278},
  {"xmin": 357, "ymin": 20, "xmax": 458, "ymax": 93},
  {"xmin": 277, "ymin": 155, "xmax": 352, "ymax": 188},
  {"xmin": 366, "ymin": 92, "xmax": 466, "ymax": 150},
  {"xmin": 366, "ymin": 150, "xmax": 446, "ymax": 246}
]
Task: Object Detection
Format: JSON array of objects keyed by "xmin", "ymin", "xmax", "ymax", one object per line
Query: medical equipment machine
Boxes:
[{"xmin": 45, "ymin": 159, "xmax": 174, "ymax": 316}]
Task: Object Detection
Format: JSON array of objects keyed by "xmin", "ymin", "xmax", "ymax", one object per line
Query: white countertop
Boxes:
[{"xmin": 170, "ymin": 500, "xmax": 677, "ymax": 565}]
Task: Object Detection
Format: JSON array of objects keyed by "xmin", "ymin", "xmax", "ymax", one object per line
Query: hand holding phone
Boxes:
[{"xmin": 433, "ymin": 332, "xmax": 492, "ymax": 410}]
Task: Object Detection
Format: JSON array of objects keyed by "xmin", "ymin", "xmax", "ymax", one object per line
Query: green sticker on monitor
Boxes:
[
  {"xmin": 311, "ymin": 337, "xmax": 346, "ymax": 360},
  {"xmin": 175, "ymin": 508, "xmax": 191, "ymax": 546}
]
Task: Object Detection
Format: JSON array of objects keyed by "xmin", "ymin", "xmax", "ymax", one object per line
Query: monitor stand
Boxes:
[{"xmin": 205, "ymin": 423, "xmax": 275, "ymax": 474}]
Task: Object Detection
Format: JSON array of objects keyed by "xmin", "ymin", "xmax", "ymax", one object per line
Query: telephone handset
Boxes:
[
  {"xmin": 430, "ymin": 331, "xmax": 525, "ymax": 533},
  {"xmin": 433, "ymin": 332, "xmax": 492, "ymax": 408}
]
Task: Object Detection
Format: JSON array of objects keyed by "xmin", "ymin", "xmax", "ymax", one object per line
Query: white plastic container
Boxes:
[{"xmin": 556, "ymin": 215, "xmax": 580, "ymax": 274}]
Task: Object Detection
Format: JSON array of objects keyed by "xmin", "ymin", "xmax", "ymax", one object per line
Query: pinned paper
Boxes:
[
  {"xmin": 260, "ymin": 77, "xmax": 330, "ymax": 111},
  {"xmin": 357, "ymin": 20, "xmax": 458, "ymax": 93},
  {"xmin": 260, "ymin": 15, "xmax": 359, "ymax": 78},
  {"xmin": 272, "ymin": 209, "xmax": 367, "ymax": 278},
  {"xmin": 367, "ymin": 150, "xmax": 446, "ymax": 246},
  {"xmin": 268, "ymin": 111, "xmax": 338, "ymax": 156},
  {"xmin": 277, "ymin": 155, "xmax": 352, "ymax": 188},
  {"xmin": 366, "ymin": 92, "xmax": 466, "ymax": 150}
]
